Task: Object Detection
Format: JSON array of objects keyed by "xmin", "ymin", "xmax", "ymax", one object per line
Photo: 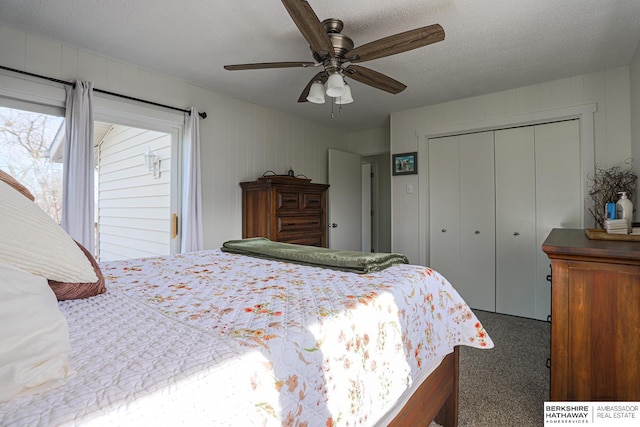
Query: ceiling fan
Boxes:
[{"xmin": 224, "ymin": 0, "xmax": 445, "ymax": 105}]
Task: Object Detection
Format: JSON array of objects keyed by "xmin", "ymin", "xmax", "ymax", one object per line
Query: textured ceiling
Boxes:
[{"xmin": 1, "ymin": 0, "xmax": 639, "ymax": 131}]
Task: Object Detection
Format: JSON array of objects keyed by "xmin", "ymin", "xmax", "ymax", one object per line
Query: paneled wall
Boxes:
[
  {"xmin": 391, "ymin": 68, "xmax": 633, "ymax": 264},
  {"xmin": 0, "ymin": 24, "xmax": 349, "ymax": 250}
]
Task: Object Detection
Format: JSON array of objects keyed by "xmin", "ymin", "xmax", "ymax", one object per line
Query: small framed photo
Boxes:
[{"xmin": 392, "ymin": 152, "xmax": 418, "ymax": 176}]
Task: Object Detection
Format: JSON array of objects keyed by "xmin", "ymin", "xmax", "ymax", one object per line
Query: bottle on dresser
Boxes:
[{"xmin": 616, "ymin": 191, "xmax": 633, "ymax": 233}]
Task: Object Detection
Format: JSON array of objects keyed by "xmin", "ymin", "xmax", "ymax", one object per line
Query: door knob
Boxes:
[{"xmin": 328, "ymin": 223, "xmax": 338, "ymax": 228}]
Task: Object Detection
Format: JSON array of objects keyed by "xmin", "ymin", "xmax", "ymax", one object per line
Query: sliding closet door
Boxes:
[
  {"xmin": 429, "ymin": 136, "xmax": 461, "ymax": 288},
  {"xmin": 534, "ymin": 120, "xmax": 581, "ymax": 319},
  {"xmin": 495, "ymin": 127, "xmax": 537, "ymax": 318},
  {"xmin": 459, "ymin": 131, "xmax": 496, "ymax": 311},
  {"xmin": 429, "ymin": 132, "xmax": 495, "ymax": 309}
]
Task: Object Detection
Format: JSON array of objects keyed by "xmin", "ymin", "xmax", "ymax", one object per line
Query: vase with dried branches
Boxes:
[{"xmin": 587, "ymin": 160, "xmax": 637, "ymax": 229}]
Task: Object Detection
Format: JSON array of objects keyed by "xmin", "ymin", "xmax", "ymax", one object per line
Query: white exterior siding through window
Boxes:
[{"xmin": 97, "ymin": 124, "xmax": 171, "ymax": 261}]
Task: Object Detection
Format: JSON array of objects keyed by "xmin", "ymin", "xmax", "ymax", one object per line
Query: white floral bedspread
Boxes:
[
  {"xmin": 107, "ymin": 249, "xmax": 492, "ymax": 425},
  {"xmin": 0, "ymin": 249, "xmax": 492, "ymax": 427}
]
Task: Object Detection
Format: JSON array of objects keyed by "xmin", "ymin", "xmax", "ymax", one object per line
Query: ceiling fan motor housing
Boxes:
[
  {"xmin": 312, "ymin": 19, "xmax": 354, "ymax": 62},
  {"xmin": 322, "ymin": 18, "xmax": 343, "ymax": 33}
]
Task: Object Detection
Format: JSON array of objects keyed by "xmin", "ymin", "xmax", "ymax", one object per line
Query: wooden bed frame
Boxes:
[{"xmin": 388, "ymin": 347, "xmax": 460, "ymax": 427}]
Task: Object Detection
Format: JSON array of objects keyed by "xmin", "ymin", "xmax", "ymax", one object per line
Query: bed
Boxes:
[
  {"xmin": 0, "ymin": 246, "xmax": 491, "ymax": 426},
  {"xmin": 0, "ymin": 173, "xmax": 492, "ymax": 427}
]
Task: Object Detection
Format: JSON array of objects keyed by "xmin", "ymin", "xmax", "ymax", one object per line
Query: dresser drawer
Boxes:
[
  {"xmin": 277, "ymin": 215, "xmax": 322, "ymax": 233},
  {"xmin": 278, "ymin": 234, "xmax": 323, "ymax": 247},
  {"xmin": 277, "ymin": 191, "xmax": 300, "ymax": 210},
  {"xmin": 302, "ymin": 193, "xmax": 322, "ymax": 210}
]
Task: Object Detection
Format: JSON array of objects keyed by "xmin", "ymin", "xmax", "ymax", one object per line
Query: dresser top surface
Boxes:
[
  {"xmin": 240, "ymin": 178, "xmax": 329, "ymax": 190},
  {"xmin": 542, "ymin": 228, "xmax": 640, "ymax": 261}
]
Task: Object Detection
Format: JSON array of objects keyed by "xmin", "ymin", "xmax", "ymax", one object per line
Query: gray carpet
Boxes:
[{"xmin": 432, "ymin": 310, "xmax": 550, "ymax": 427}]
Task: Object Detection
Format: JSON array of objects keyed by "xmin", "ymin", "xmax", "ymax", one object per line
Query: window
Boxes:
[
  {"xmin": 1, "ymin": 93, "xmax": 182, "ymax": 260},
  {"xmin": 0, "ymin": 105, "xmax": 65, "ymax": 223}
]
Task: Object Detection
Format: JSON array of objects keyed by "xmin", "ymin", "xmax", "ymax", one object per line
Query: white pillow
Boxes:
[
  {"xmin": 0, "ymin": 261, "xmax": 75, "ymax": 401},
  {"xmin": 0, "ymin": 180, "xmax": 97, "ymax": 282}
]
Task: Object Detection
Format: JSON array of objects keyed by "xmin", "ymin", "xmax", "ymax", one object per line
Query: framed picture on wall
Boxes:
[{"xmin": 392, "ymin": 152, "xmax": 418, "ymax": 175}]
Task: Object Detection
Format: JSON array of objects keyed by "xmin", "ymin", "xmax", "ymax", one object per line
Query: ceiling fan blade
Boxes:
[
  {"xmin": 298, "ymin": 71, "xmax": 327, "ymax": 102},
  {"xmin": 343, "ymin": 65, "xmax": 407, "ymax": 94},
  {"xmin": 224, "ymin": 61, "xmax": 316, "ymax": 71},
  {"xmin": 347, "ymin": 24, "xmax": 445, "ymax": 63},
  {"xmin": 281, "ymin": 0, "xmax": 334, "ymax": 58}
]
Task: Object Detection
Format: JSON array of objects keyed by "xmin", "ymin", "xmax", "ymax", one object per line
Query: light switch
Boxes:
[{"xmin": 406, "ymin": 184, "xmax": 413, "ymax": 194}]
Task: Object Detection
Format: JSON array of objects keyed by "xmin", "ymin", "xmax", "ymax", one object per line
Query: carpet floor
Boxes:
[{"xmin": 432, "ymin": 310, "xmax": 550, "ymax": 426}]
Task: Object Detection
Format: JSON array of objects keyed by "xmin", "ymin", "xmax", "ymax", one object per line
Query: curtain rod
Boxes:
[{"xmin": 0, "ymin": 64, "xmax": 207, "ymax": 119}]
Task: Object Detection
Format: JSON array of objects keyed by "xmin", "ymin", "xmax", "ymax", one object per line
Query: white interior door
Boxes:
[{"xmin": 328, "ymin": 149, "xmax": 362, "ymax": 250}]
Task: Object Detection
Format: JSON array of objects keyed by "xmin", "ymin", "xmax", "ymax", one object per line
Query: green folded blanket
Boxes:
[{"xmin": 221, "ymin": 237, "xmax": 409, "ymax": 274}]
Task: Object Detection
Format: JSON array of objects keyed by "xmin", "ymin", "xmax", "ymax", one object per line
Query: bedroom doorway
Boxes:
[
  {"xmin": 328, "ymin": 148, "xmax": 365, "ymax": 251},
  {"xmin": 362, "ymin": 153, "xmax": 391, "ymax": 253},
  {"xmin": 327, "ymin": 149, "xmax": 389, "ymax": 253}
]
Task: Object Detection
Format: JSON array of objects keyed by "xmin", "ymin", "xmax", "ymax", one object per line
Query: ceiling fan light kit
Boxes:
[
  {"xmin": 325, "ymin": 72, "xmax": 345, "ymax": 97},
  {"xmin": 335, "ymin": 82, "xmax": 353, "ymax": 105},
  {"xmin": 306, "ymin": 74, "xmax": 353, "ymax": 105},
  {"xmin": 224, "ymin": 0, "xmax": 445, "ymax": 116},
  {"xmin": 307, "ymin": 80, "xmax": 326, "ymax": 104}
]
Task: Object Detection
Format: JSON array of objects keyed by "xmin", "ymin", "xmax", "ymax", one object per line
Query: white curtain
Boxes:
[
  {"xmin": 61, "ymin": 80, "xmax": 95, "ymax": 251},
  {"xmin": 181, "ymin": 107, "xmax": 203, "ymax": 252}
]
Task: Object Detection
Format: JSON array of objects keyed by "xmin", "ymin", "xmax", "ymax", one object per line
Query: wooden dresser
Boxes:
[
  {"xmin": 542, "ymin": 228, "xmax": 640, "ymax": 401},
  {"xmin": 240, "ymin": 177, "xmax": 329, "ymax": 247}
]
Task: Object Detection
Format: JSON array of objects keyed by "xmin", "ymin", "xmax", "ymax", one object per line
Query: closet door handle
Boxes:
[{"xmin": 513, "ymin": 232, "xmax": 520, "ymax": 236}]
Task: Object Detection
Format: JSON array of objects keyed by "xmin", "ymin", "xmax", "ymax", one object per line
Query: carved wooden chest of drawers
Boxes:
[{"xmin": 240, "ymin": 177, "xmax": 329, "ymax": 247}]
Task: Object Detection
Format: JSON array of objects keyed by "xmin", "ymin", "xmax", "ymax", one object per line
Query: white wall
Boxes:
[
  {"xmin": 391, "ymin": 68, "xmax": 633, "ymax": 264},
  {"xmin": 347, "ymin": 121, "xmax": 390, "ymax": 156},
  {"xmin": 631, "ymin": 42, "xmax": 640, "ymax": 221},
  {"xmin": 0, "ymin": 24, "xmax": 349, "ymax": 250}
]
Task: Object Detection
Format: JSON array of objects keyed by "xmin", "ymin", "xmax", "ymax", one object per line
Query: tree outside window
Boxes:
[{"xmin": 0, "ymin": 106, "xmax": 64, "ymax": 223}]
